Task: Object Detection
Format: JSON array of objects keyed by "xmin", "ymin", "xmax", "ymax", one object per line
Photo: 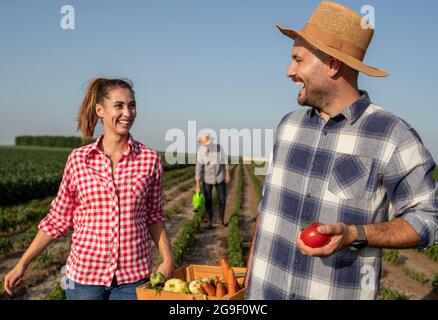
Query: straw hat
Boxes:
[
  {"xmin": 197, "ymin": 133, "xmax": 213, "ymax": 145},
  {"xmin": 276, "ymin": 1, "xmax": 388, "ymax": 77}
]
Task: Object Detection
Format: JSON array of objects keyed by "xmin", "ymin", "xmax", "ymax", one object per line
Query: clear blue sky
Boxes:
[{"xmin": 0, "ymin": 0, "xmax": 437, "ymax": 160}]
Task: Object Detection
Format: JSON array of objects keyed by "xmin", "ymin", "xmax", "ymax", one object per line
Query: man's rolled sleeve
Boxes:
[
  {"xmin": 383, "ymin": 127, "xmax": 438, "ymax": 249},
  {"xmin": 38, "ymin": 153, "xmax": 77, "ymax": 238},
  {"xmin": 145, "ymin": 156, "xmax": 165, "ymax": 226}
]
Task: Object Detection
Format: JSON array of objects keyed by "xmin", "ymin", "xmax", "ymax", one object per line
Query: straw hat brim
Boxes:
[
  {"xmin": 276, "ymin": 25, "xmax": 388, "ymax": 78},
  {"xmin": 198, "ymin": 137, "xmax": 212, "ymax": 145}
]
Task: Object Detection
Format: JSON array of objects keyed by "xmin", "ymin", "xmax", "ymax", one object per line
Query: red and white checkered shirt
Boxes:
[{"xmin": 38, "ymin": 134, "xmax": 165, "ymax": 286}]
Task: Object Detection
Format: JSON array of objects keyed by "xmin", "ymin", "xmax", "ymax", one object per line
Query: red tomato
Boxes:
[{"xmin": 300, "ymin": 223, "xmax": 331, "ymax": 248}]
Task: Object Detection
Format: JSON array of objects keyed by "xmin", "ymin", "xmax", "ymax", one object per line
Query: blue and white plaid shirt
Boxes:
[{"xmin": 246, "ymin": 91, "xmax": 438, "ymax": 300}]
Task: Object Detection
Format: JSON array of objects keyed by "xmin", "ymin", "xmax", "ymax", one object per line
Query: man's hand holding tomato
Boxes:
[{"xmin": 296, "ymin": 223, "xmax": 358, "ymax": 258}]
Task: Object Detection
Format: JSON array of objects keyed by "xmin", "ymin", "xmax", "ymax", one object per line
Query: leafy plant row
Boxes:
[
  {"xmin": 418, "ymin": 244, "xmax": 438, "ymax": 262},
  {"xmin": 249, "ymin": 163, "xmax": 263, "ymax": 201},
  {"xmin": 228, "ymin": 163, "xmax": 245, "ymax": 267},
  {"xmin": 163, "ymin": 166, "xmax": 195, "ymax": 190},
  {"xmin": 378, "ymin": 287, "xmax": 408, "ymax": 300},
  {"xmin": 171, "ymin": 206, "xmax": 206, "ymax": 267},
  {"xmin": 0, "ymin": 197, "xmax": 53, "ymax": 236},
  {"xmin": 0, "ymin": 225, "xmax": 40, "ymax": 257}
]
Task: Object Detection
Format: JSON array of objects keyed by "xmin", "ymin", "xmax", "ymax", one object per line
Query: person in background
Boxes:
[
  {"xmin": 4, "ymin": 78, "xmax": 174, "ymax": 300},
  {"xmin": 195, "ymin": 134, "xmax": 230, "ymax": 228}
]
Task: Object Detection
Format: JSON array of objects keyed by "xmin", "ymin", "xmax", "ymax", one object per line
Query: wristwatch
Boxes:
[{"xmin": 350, "ymin": 225, "xmax": 368, "ymax": 250}]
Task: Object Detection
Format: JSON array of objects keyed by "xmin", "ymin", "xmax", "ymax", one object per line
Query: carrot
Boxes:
[
  {"xmin": 202, "ymin": 282, "xmax": 216, "ymax": 296},
  {"xmin": 227, "ymin": 268, "xmax": 238, "ymax": 296},
  {"xmin": 215, "ymin": 276, "xmax": 226, "ymax": 298},
  {"xmin": 220, "ymin": 258, "xmax": 230, "ymax": 282},
  {"xmin": 197, "ymin": 285, "xmax": 208, "ymax": 295}
]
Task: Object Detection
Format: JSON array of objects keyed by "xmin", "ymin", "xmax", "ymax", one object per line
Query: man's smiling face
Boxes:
[{"xmin": 287, "ymin": 38, "xmax": 334, "ymax": 110}]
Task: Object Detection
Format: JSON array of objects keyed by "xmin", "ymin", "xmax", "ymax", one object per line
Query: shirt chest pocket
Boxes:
[
  {"xmin": 131, "ymin": 173, "xmax": 153, "ymax": 199},
  {"xmin": 328, "ymin": 153, "xmax": 373, "ymax": 200}
]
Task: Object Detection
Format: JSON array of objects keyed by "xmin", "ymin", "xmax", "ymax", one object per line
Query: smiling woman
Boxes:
[
  {"xmin": 77, "ymin": 78, "xmax": 136, "ymax": 141},
  {"xmin": 3, "ymin": 78, "xmax": 174, "ymax": 300}
]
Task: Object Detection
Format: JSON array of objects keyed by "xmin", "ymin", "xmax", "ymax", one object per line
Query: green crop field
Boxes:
[
  {"xmin": 0, "ymin": 146, "xmax": 70, "ymax": 205},
  {"xmin": 0, "ymin": 146, "xmax": 191, "ymax": 206}
]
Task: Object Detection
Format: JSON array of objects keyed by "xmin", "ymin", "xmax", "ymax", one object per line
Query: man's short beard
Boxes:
[
  {"xmin": 295, "ymin": 51, "xmax": 338, "ymax": 111},
  {"xmin": 298, "ymin": 87, "xmax": 331, "ymax": 110}
]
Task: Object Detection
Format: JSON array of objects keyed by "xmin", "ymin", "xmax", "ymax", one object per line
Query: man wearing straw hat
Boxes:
[
  {"xmin": 195, "ymin": 133, "xmax": 231, "ymax": 229},
  {"xmin": 245, "ymin": 1, "xmax": 437, "ymax": 299}
]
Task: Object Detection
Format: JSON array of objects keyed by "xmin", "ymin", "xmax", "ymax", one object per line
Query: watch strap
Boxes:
[{"xmin": 355, "ymin": 225, "xmax": 367, "ymax": 241}]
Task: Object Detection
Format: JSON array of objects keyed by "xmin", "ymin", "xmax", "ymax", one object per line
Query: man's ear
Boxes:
[
  {"xmin": 327, "ymin": 57, "xmax": 342, "ymax": 78},
  {"xmin": 96, "ymin": 103, "xmax": 105, "ymax": 118}
]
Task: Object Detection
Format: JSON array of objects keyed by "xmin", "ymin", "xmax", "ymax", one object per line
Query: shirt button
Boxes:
[
  {"xmin": 323, "ymin": 130, "xmax": 328, "ymax": 136},
  {"xmin": 306, "ymin": 193, "xmax": 311, "ymax": 198}
]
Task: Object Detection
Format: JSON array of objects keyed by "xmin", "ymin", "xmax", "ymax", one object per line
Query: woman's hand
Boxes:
[
  {"xmin": 156, "ymin": 259, "xmax": 174, "ymax": 279},
  {"xmin": 4, "ymin": 263, "xmax": 26, "ymax": 296},
  {"xmin": 148, "ymin": 222, "xmax": 174, "ymax": 278},
  {"xmin": 3, "ymin": 230, "xmax": 54, "ymax": 296}
]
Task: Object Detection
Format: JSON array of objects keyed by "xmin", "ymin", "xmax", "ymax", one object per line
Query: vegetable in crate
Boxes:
[
  {"xmin": 163, "ymin": 278, "xmax": 190, "ymax": 293},
  {"xmin": 227, "ymin": 267, "xmax": 238, "ymax": 295},
  {"xmin": 201, "ymin": 277, "xmax": 215, "ymax": 286},
  {"xmin": 215, "ymin": 276, "xmax": 226, "ymax": 298},
  {"xmin": 202, "ymin": 281, "xmax": 216, "ymax": 296},
  {"xmin": 220, "ymin": 258, "xmax": 239, "ymax": 295},
  {"xmin": 150, "ymin": 272, "xmax": 166, "ymax": 287},
  {"xmin": 189, "ymin": 280, "xmax": 204, "ymax": 294}
]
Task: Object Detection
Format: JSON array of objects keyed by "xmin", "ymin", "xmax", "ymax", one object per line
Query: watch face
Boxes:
[{"xmin": 351, "ymin": 240, "xmax": 368, "ymax": 250}]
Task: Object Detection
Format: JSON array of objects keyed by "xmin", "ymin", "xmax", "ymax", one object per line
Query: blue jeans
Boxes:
[{"xmin": 65, "ymin": 276, "xmax": 147, "ymax": 300}]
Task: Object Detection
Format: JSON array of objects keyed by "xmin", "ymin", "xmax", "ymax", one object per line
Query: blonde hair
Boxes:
[{"xmin": 76, "ymin": 78, "xmax": 134, "ymax": 141}]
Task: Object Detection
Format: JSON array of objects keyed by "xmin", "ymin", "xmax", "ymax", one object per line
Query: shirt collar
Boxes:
[
  {"xmin": 340, "ymin": 90, "xmax": 371, "ymax": 124},
  {"xmin": 308, "ymin": 90, "xmax": 371, "ymax": 125},
  {"xmin": 85, "ymin": 133, "xmax": 140, "ymax": 159}
]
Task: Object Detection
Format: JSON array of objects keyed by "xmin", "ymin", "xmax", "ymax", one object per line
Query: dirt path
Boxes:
[
  {"xmin": 398, "ymin": 249, "xmax": 438, "ymax": 278},
  {"xmin": 379, "ymin": 249, "xmax": 438, "ymax": 300},
  {"xmin": 1, "ymin": 236, "xmax": 71, "ymax": 300},
  {"xmin": 164, "ymin": 186, "xmax": 194, "ymax": 214},
  {"xmin": 180, "ymin": 165, "xmax": 240, "ymax": 266},
  {"xmin": 163, "ymin": 190, "xmax": 195, "ymax": 239},
  {"xmin": 164, "ymin": 179, "xmax": 193, "ymax": 202},
  {"xmin": 21, "ymin": 273, "xmax": 62, "ymax": 300},
  {"xmin": 150, "ymin": 188, "xmax": 197, "ymax": 265}
]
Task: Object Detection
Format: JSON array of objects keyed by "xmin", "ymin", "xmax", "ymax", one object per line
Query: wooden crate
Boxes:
[{"xmin": 136, "ymin": 264, "xmax": 246, "ymax": 300}]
